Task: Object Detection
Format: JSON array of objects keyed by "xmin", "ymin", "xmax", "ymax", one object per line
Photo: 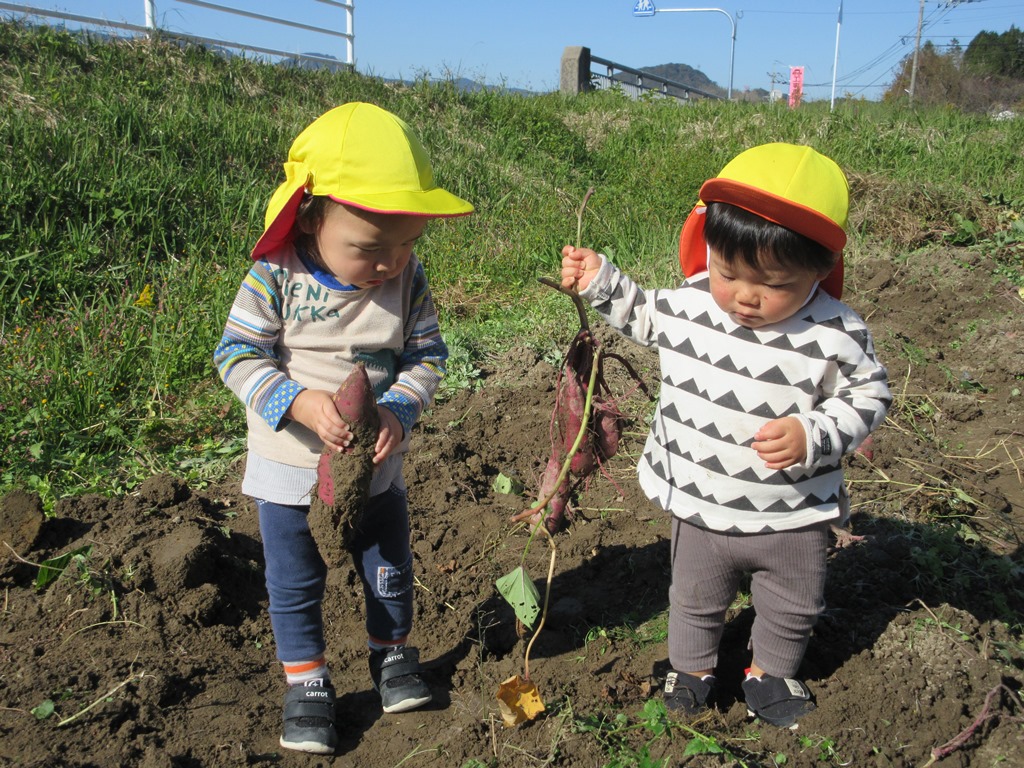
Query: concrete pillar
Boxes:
[{"xmin": 560, "ymin": 46, "xmax": 591, "ymax": 95}]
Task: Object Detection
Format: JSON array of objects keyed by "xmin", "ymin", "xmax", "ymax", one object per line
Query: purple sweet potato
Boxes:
[
  {"xmin": 514, "ymin": 327, "xmax": 601, "ymax": 533},
  {"xmin": 513, "ymin": 279, "xmax": 648, "ymax": 534},
  {"xmin": 559, "ymin": 357, "xmax": 596, "ymax": 477},
  {"xmin": 308, "ymin": 362, "xmax": 380, "ymax": 562},
  {"xmin": 594, "ymin": 402, "xmax": 623, "ymax": 461},
  {"xmin": 537, "ymin": 454, "xmax": 571, "ymax": 524}
]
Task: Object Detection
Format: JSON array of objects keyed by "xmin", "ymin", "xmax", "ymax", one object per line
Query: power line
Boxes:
[
  {"xmin": 805, "ymin": 1, "xmax": 962, "ymax": 94},
  {"xmin": 750, "ymin": 1, "xmax": 1011, "ymax": 98}
]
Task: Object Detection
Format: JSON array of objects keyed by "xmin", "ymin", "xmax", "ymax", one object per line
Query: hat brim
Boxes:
[
  {"xmin": 700, "ymin": 178, "xmax": 847, "ymax": 254},
  {"xmin": 328, "ymin": 189, "xmax": 474, "ymax": 218},
  {"xmin": 679, "ymin": 204, "xmax": 843, "ymax": 300},
  {"xmin": 251, "ymin": 184, "xmax": 473, "ymax": 261}
]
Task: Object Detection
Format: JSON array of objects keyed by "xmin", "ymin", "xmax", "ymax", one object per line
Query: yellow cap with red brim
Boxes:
[
  {"xmin": 252, "ymin": 102, "xmax": 473, "ymax": 260},
  {"xmin": 679, "ymin": 143, "xmax": 848, "ymax": 299}
]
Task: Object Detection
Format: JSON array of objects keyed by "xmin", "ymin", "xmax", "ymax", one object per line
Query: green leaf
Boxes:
[
  {"xmin": 640, "ymin": 698, "xmax": 669, "ymax": 736},
  {"xmin": 35, "ymin": 545, "xmax": 93, "ymax": 590},
  {"xmin": 683, "ymin": 735, "xmax": 724, "ymax": 756},
  {"xmin": 491, "ymin": 472, "xmax": 524, "ymax": 496},
  {"xmin": 495, "ymin": 565, "xmax": 541, "ymax": 629},
  {"xmin": 31, "ymin": 699, "xmax": 55, "ymax": 720}
]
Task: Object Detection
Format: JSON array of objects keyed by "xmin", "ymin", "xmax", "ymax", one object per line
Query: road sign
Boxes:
[{"xmin": 633, "ymin": 0, "xmax": 656, "ymax": 17}]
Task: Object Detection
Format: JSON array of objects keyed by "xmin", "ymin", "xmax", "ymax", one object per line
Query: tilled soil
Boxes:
[{"xmin": 2, "ymin": 247, "xmax": 1023, "ymax": 767}]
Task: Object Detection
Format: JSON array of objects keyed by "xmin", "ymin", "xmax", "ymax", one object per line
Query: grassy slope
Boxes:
[{"xmin": 1, "ymin": 21, "xmax": 1023, "ymax": 506}]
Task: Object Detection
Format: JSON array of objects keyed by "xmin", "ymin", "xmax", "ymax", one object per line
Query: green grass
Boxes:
[{"xmin": 2, "ymin": 19, "xmax": 1024, "ymax": 507}]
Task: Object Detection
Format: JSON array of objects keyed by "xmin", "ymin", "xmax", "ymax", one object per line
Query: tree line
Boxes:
[{"xmin": 884, "ymin": 26, "xmax": 1024, "ymax": 111}]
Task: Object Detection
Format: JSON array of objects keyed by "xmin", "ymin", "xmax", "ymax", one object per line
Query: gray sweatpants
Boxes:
[{"xmin": 667, "ymin": 517, "xmax": 829, "ymax": 678}]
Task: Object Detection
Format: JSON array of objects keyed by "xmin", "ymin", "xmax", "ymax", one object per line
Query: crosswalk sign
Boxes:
[{"xmin": 633, "ymin": 0, "xmax": 656, "ymax": 16}]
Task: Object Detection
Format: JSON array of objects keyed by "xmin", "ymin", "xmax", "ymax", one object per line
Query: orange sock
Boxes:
[
  {"xmin": 368, "ymin": 635, "xmax": 408, "ymax": 653},
  {"xmin": 283, "ymin": 656, "xmax": 328, "ymax": 685}
]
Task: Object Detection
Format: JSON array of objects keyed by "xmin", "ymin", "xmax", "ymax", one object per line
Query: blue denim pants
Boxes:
[{"xmin": 255, "ymin": 485, "xmax": 414, "ymax": 663}]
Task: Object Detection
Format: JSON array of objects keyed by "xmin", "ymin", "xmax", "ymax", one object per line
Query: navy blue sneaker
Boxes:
[
  {"xmin": 279, "ymin": 678, "xmax": 338, "ymax": 754},
  {"xmin": 369, "ymin": 646, "xmax": 432, "ymax": 713},
  {"xmin": 663, "ymin": 671, "xmax": 716, "ymax": 715},
  {"xmin": 742, "ymin": 674, "xmax": 816, "ymax": 729}
]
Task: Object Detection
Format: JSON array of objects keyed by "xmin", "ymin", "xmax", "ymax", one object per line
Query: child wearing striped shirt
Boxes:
[
  {"xmin": 215, "ymin": 102, "xmax": 472, "ymax": 754},
  {"xmin": 560, "ymin": 143, "xmax": 890, "ymax": 729}
]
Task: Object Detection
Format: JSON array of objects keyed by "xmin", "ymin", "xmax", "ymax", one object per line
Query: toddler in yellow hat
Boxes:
[
  {"xmin": 560, "ymin": 143, "xmax": 891, "ymax": 729},
  {"xmin": 215, "ymin": 102, "xmax": 472, "ymax": 754}
]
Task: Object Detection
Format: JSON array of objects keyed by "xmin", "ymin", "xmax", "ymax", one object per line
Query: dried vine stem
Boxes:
[
  {"xmin": 919, "ymin": 683, "xmax": 1024, "ymax": 767},
  {"xmin": 521, "ymin": 526, "xmax": 557, "ymax": 682},
  {"xmin": 538, "ymin": 276, "xmax": 590, "ymax": 334},
  {"xmin": 58, "ymin": 669, "xmax": 149, "ymax": 727},
  {"xmin": 575, "ymin": 187, "xmax": 594, "ymax": 250}
]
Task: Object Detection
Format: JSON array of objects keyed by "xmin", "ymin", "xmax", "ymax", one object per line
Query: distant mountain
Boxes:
[
  {"xmin": 281, "ymin": 52, "xmax": 349, "ymax": 72},
  {"xmin": 280, "ymin": 55, "xmax": 533, "ymax": 94},
  {"xmin": 640, "ymin": 62, "xmax": 723, "ymax": 96},
  {"xmin": 636, "ymin": 62, "xmax": 770, "ymax": 102}
]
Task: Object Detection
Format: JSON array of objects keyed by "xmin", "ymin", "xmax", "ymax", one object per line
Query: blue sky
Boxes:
[{"xmin": 10, "ymin": 1, "xmax": 1023, "ymax": 100}]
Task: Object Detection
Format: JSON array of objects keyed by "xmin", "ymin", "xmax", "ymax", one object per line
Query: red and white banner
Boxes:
[{"xmin": 789, "ymin": 66, "xmax": 804, "ymax": 109}]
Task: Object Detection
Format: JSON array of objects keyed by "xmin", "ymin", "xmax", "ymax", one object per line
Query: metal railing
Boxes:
[
  {"xmin": 0, "ymin": 0, "xmax": 354, "ymax": 70},
  {"xmin": 590, "ymin": 54, "xmax": 721, "ymax": 102},
  {"xmin": 562, "ymin": 47, "xmax": 721, "ymax": 103}
]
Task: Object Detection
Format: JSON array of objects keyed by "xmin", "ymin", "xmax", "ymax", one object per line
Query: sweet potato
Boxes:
[
  {"xmin": 560, "ymin": 354, "xmax": 596, "ymax": 477},
  {"xmin": 537, "ymin": 454, "xmax": 571, "ymax": 524},
  {"xmin": 308, "ymin": 362, "xmax": 380, "ymax": 562},
  {"xmin": 594, "ymin": 402, "xmax": 623, "ymax": 461},
  {"xmin": 512, "ymin": 279, "xmax": 649, "ymax": 534}
]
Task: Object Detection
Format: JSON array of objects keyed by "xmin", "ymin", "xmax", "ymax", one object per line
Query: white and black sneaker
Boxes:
[
  {"xmin": 369, "ymin": 646, "xmax": 432, "ymax": 714},
  {"xmin": 663, "ymin": 670, "xmax": 716, "ymax": 715},
  {"xmin": 742, "ymin": 673, "xmax": 816, "ymax": 729},
  {"xmin": 279, "ymin": 678, "xmax": 338, "ymax": 754}
]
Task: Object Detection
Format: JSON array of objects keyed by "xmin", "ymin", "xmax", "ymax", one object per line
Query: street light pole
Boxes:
[
  {"xmin": 635, "ymin": 5, "xmax": 737, "ymax": 100},
  {"xmin": 830, "ymin": 0, "xmax": 843, "ymax": 111}
]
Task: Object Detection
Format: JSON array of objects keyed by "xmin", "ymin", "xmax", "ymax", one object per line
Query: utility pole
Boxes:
[
  {"xmin": 908, "ymin": 0, "xmax": 925, "ymax": 104},
  {"xmin": 767, "ymin": 69, "xmax": 784, "ymax": 102}
]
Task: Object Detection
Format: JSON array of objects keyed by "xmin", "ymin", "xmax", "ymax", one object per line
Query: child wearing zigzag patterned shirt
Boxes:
[{"xmin": 560, "ymin": 143, "xmax": 890, "ymax": 729}]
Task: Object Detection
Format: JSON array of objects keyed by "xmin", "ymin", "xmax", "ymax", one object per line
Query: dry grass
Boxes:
[{"xmin": 848, "ymin": 172, "xmax": 1002, "ymax": 249}]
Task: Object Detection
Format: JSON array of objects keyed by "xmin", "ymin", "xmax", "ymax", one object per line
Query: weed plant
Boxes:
[{"xmin": 2, "ymin": 20, "xmax": 1024, "ymax": 506}]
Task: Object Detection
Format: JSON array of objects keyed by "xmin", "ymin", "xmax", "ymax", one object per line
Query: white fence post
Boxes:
[{"xmin": 345, "ymin": 1, "xmax": 354, "ymax": 68}]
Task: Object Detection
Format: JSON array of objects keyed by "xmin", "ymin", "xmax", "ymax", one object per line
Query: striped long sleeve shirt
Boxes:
[
  {"xmin": 214, "ymin": 246, "xmax": 447, "ymax": 503},
  {"xmin": 582, "ymin": 255, "xmax": 891, "ymax": 533}
]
